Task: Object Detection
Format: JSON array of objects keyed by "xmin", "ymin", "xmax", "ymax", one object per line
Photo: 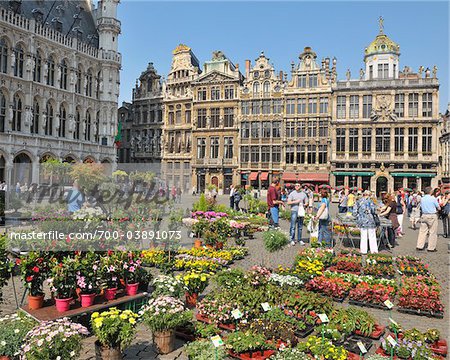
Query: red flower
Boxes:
[
  {"xmin": 32, "ymin": 266, "xmax": 40, "ymax": 273},
  {"xmin": 16, "ymin": 259, "xmax": 21, "ymax": 265},
  {"xmin": 26, "ymin": 275, "xmax": 34, "ymax": 282}
]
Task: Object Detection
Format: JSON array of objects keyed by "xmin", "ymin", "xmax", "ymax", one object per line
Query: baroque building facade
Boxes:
[
  {"xmin": 439, "ymin": 103, "xmax": 450, "ymax": 184},
  {"xmin": 330, "ymin": 24, "xmax": 440, "ymax": 195},
  {"xmin": 0, "ymin": 0, "xmax": 121, "ymax": 186}
]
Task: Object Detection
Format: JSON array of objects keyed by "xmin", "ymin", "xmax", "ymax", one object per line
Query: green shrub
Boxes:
[
  {"xmin": 193, "ymin": 194, "xmax": 209, "ymax": 212},
  {"xmin": 185, "ymin": 339, "xmax": 227, "ymax": 360},
  {"xmin": 263, "ymin": 230, "xmax": 289, "ymax": 252}
]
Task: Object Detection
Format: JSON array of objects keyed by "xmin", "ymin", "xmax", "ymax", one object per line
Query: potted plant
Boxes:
[
  {"xmin": 140, "ymin": 296, "xmax": 192, "ymax": 354},
  {"xmin": 91, "ymin": 308, "xmax": 138, "ymax": 360},
  {"xmin": 270, "ymin": 348, "xmax": 310, "ymax": 360},
  {"xmin": 48, "ymin": 257, "xmax": 77, "ymax": 312},
  {"xmin": 18, "ymin": 252, "xmax": 49, "ymax": 310},
  {"xmin": 75, "ymin": 252, "xmax": 99, "ymax": 307},
  {"xmin": 99, "ymin": 253, "xmax": 121, "ymax": 301},
  {"xmin": 0, "ymin": 313, "xmax": 36, "ymax": 360},
  {"xmin": 20, "ymin": 318, "xmax": 89, "ymax": 359},
  {"xmin": 121, "ymin": 253, "xmax": 142, "ymax": 296},
  {"xmin": 185, "ymin": 339, "xmax": 227, "ymax": 360},
  {"xmin": 177, "ymin": 271, "xmax": 210, "ymax": 308},
  {"xmin": 225, "ymin": 330, "xmax": 275, "ymax": 359},
  {"xmin": 263, "ymin": 229, "xmax": 289, "ymax": 253},
  {"xmin": 0, "ymin": 235, "xmax": 12, "ymax": 306},
  {"xmin": 151, "ymin": 274, "xmax": 184, "ymax": 298}
]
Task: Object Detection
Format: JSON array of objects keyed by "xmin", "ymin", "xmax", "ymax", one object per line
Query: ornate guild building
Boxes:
[{"xmin": 0, "ymin": 0, "xmax": 121, "ymax": 185}]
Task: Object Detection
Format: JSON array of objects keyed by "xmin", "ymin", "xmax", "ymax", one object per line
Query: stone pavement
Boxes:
[{"xmin": 1, "ymin": 195, "xmax": 449, "ymax": 359}]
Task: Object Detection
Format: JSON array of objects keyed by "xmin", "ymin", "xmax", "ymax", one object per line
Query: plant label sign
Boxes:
[
  {"xmin": 386, "ymin": 335, "xmax": 398, "ymax": 347},
  {"xmin": 261, "ymin": 302, "xmax": 271, "ymax": 312},
  {"xmin": 384, "ymin": 299, "xmax": 394, "ymax": 309},
  {"xmin": 211, "ymin": 335, "xmax": 223, "ymax": 347},
  {"xmin": 318, "ymin": 313, "xmax": 329, "ymax": 323},
  {"xmin": 389, "ymin": 317, "xmax": 398, "ymax": 326},
  {"xmin": 357, "ymin": 341, "xmax": 368, "ymax": 354},
  {"xmin": 231, "ymin": 309, "xmax": 243, "ymax": 320}
]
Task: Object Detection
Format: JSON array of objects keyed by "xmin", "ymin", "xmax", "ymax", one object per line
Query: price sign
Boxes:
[
  {"xmin": 318, "ymin": 313, "xmax": 329, "ymax": 323},
  {"xmin": 389, "ymin": 317, "xmax": 398, "ymax": 326},
  {"xmin": 261, "ymin": 302, "xmax": 271, "ymax": 312},
  {"xmin": 357, "ymin": 341, "xmax": 368, "ymax": 354},
  {"xmin": 231, "ymin": 309, "xmax": 243, "ymax": 320},
  {"xmin": 384, "ymin": 299, "xmax": 394, "ymax": 309},
  {"xmin": 386, "ymin": 335, "xmax": 398, "ymax": 347},
  {"xmin": 211, "ymin": 335, "xmax": 223, "ymax": 347},
  {"xmin": 397, "ymin": 269, "xmax": 403, "ymax": 275}
]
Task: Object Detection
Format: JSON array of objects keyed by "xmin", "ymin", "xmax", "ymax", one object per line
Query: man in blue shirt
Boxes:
[
  {"xmin": 67, "ymin": 181, "xmax": 84, "ymax": 214},
  {"xmin": 416, "ymin": 186, "xmax": 440, "ymax": 252}
]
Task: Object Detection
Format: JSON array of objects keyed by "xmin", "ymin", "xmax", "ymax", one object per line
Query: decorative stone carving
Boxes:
[
  {"xmin": 370, "ymin": 94, "xmax": 397, "ymax": 121},
  {"xmin": 55, "ymin": 113, "xmax": 60, "ymax": 130},
  {"xmin": 346, "ymin": 69, "xmax": 351, "ymax": 81},
  {"xmin": 24, "ymin": 107, "xmax": 33, "ymax": 126},
  {"xmin": 432, "ymin": 65, "xmax": 437, "ymax": 78},
  {"xmin": 41, "ymin": 112, "xmax": 47, "ymax": 129},
  {"xmin": 359, "ymin": 68, "xmax": 364, "ymax": 80}
]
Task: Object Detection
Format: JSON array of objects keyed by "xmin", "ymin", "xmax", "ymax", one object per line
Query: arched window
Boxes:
[
  {"xmin": 75, "ymin": 66, "xmax": 82, "ymax": 94},
  {"xmin": 12, "ymin": 94, "xmax": 22, "ymax": 131},
  {"xmin": 85, "ymin": 69, "xmax": 93, "ymax": 97},
  {"xmin": 0, "ymin": 92, "xmax": 6, "ymax": 132},
  {"xmin": 31, "ymin": 99, "xmax": 39, "ymax": 134},
  {"xmin": 85, "ymin": 112, "xmax": 91, "ymax": 141},
  {"xmin": 0, "ymin": 38, "xmax": 8, "ymax": 74},
  {"xmin": 33, "ymin": 52, "xmax": 42, "ymax": 82},
  {"xmin": 14, "ymin": 45, "xmax": 24, "ymax": 78},
  {"xmin": 45, "ymin": 102, "xmax": 53, "ymax": 136},
  {"xmin": 95, "ymin": 111, "xmax": 100, "ymax": 143},
  {"xmin": 147, "ymin": 78, "xmax": 152, "ymax": 92},
  {"xmin": 253, "ymin": 82, "xmax": 260, "ymax": 94},
  {"xmin": 263, "ymin": 81, "xmax": 270, "ymax": 95},
  {"xmin": 60, "ymin": 59, "xmax": 67, "ymax": 89},
  {"xmin": 75, "ymin": 110, "xmax": 80, "ymax": 140},
  {"xmin": 96, "ymin": 71, "xmax": 101, "ymax": 99},
  {"xmin": 59, "ymin": 105, "xmax": 66, "ymax": 138},
  {"xmin": 47, "ymin": 56, "xmax": 55, "ymax": 86}
]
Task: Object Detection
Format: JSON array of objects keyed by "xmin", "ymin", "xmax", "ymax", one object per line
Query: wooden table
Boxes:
[{"xmin": 21, "ymin": 291, "xmax": 148, "ymax": 322}]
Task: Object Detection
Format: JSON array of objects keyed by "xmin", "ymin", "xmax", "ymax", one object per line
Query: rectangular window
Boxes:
[
  {"xmin": 307, "ymin": 119, "xmax": 317, "ymax": 138},
  {"xmin": 308, "ymin": 97, "xmax": 317, "ymax": 114},
  {"xmin": 363, "ymin": 95, "xmax": 372, "ymax": 119},
  {"xmin": 349, "ymin": 95, "xmax": 359, "ymax": 118},
  {"xmin": 261, "ymin": 146, "xmax": 270, "ymax": 162},
  {"xmin": 408, "ymin": 128, "xmax": 418, "ymax": 153},
  {"xmin": 309, "ymin": 74, "xmax": 318, "ymax": 88},
  {"xmin": 362, "ymin": 128, "xmax": 372, "ymax": 153},
  {"xmin": 307, "ymin": 145, "xmax": 316, "ymax": 164},
  {"xmin": 262, "ymin": 121, "xmax": 271, "ymax": 138},
  {"xmin": 336, "ymin": 128, "xmax": 346, "ymax": 152},
  {"xmin": 273, "ymin": 99, "xmax": 283, "ymax": 114},
  {"xmin": 286, "ymin": 121, "xmax": 295, "ymax": 137},
  {"xmin": 210, "ymin": 108, "xmax": 220, "ymax": 128},
  {"xmin": 224, "ymin": 136, "xmax": 233, "ymax": 159},
  {"xmin": 349, "ymin": 128, "xmax": 358, "ymax": 152},
  {"xmin": 319, "ymin": 120, "xmax": 328, "ymax": 137},
  {"xmin": 337, "ymin": 96, "xmax": 346, "ymax": 119},
  {"xmin": 262, "ymin": 100, "xmax": 271, "ymax": 114},
  {"xmin": 319, "ymin": 97, "xmax": 329, "ymax": 114},
  {"xmin": 251, "ymin": 100, "xmax": 260, "ymax": 115},
  {"xmin": 395, "ymin": 94, "xmax": 405, "ymax": 118},
  {"xmin": 211, "ymin": 86, "xmax": 220, "ymax": 100},
  {"xmin": 376, "ymin": 128, "xmax": 390, "ymax": 153},
  {"xmin": 297, "ymin": 98, "xmax": 307, "ymax": 114},
  {"xmin": 297, "ymin": 121, "xmax": 306, "ymax": 137},
  {"xmin": 224, "ymin": 85, "xmax": 234, "ymax": 99},
  {"xmin": 272, "ymin": 121, "xmax": 281, "ymax": 138},
  {"xmin": 298, "ymin": 75, "xmax": 307, "ymax": 88},
  {"xmin": 422, "ymin": 93, "xmax": 432, "ymax": 117},
  {"xmin": 241, "ymin": 122, "xmax": 249, "ymax": 138},
  {"xmin": 408, "ymin": 93, "xmax": 419, "ymax": 117},
  {"xmin": 422, "ymin": 127, "xmax": 432, "ymax": 153},
  {"xmin": 251, "ymin": 146, "xmax": 260, "ymax": 162},
  {"xmin": 175, "ymin": 110, "xmax": 181, "ymax": 124},
  {"xmin": 210, "ymin": 137, "xmax": 219, "ymax": 158},
  {"xmin": 251, "ymin": 122, "xmax": 260, "ymax": 138},
  {"xmin": 318, "ymin": 145, "xmax": 327, "ymax": 164},
  {"xmin": 296, "ymin": 145, "xmax": 305, "ymax": 164},
  {"xmin": 224, "ymin": 107, "xmax": 234, "ymax": 127},
  {"xmin": 286, "ymin": 98, "xmax": 295, "ymax": 115},
  {"xmin": 272, "ymin": 146, "xmax": 281, "ymax": 163},
  {"xmin": 197, "ymin": 138, "xmax": 206, "ymax": 158},
  {"xmin": 241, "ymin": 101, "xmax": 250, "ymax": 115},
  {"xmin": 240, "ymin": 146, "xmax": 249, "ymax": 162},
  {"xmin": 198, "ymin": 88, "xmax": 207, "ymax": 101},
  {"xmin": 197, "ymin": 109, "xmax": 207, "ymax": 128},
  {"xmin": 286, "ymin": 145, "xmax": 295, "ymax": 164},
  {"xmin": 378, "ymin": 63, "xmax": 389, "ymax": 79},
  {"xmin": 185, "ymin": 110, "xmax": 191, "ymax": 124},
  {"xmin": 369, "ymin": 65, "xmax": 373, "ymax": 79},
  {"xmin": 394, "ymin": 128, "xmax": 404, "ymax": 153}
]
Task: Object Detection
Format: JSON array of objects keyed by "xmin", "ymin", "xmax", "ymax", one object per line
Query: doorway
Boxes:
[{"xmin": 376, "ymin": 176, "xmax": 388, "ymax": 198}]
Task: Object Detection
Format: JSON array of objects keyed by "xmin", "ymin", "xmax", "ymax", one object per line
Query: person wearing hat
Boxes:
[
  {"xmin": 353, "ymin": 190, "xmax": 378, "ymax": 254},
  {"xmin": 287, "ymin": 183, "xmax": 308, "ymax": 246}
]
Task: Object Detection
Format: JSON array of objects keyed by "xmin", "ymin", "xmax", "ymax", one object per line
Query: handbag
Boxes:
[
  {"xmin": 298, "ymin": 204, "xmax": 306, "ymax": 217},
  {"xmin": 319, "ymin": 201, "xmax": 329, "ymax": 220}
]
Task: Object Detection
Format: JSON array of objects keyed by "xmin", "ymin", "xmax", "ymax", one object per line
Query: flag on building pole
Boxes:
[{"xmin": 114, "ymin": 121, "xmax": 122, "ymax": 148}]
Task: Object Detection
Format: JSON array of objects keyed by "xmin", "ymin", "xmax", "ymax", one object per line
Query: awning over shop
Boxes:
[
  {"xmin": 298, "ymin": 173, "xmax": 329, "ymax": 182},
  {"xmin": 281, "ymin": 172, "xmax": 298, "ymax": 182},
  {"xmin": 249, "ymin": 172, "xmax": 258, "ymax": 181},
  {"xmin": 333, "ymin": 172, "xmax": 375, "ymax": 176},
  {"xmin": 390, "ymin": 172, "xmax": 436, "ymax": 178},
  {"xmin": 260, "ymin": 172, "xmax": 269, "ymax": 181}
]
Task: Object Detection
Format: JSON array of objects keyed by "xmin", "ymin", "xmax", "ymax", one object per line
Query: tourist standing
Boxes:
[
  {"xmin": 353, "ymin": 190, "xmax": 378, "ymax": 254},
  {"xmin": 438, "ymin": 191, "xmax": 450, "ymax": 238},
  {"xmin": 338, "ymin": 189, "xmax": 348, "ymax": 213},
  {"xmin": 409, "ymin": 191, "xmax": 422, "ymax": 230},
  {"xmin": 67, "ymin": 180, "xmax": 84, "ymax": 214},
  {"xmin": 233, "ymin": 185, "xmax": 242, "ymax": 211},
  {"xmin": 287, "ymin": 183, "xmax": 308, "ymax": 246},
  {"xmin": 314, "ymin": 189, "xmax": 331, "ymax": 247},
  {"xmin": 267, "ymin": 177, "xmax": 282, "ymax": 228},
  {"xmin": 396, "ymin": 189, "xmax": 406, "ymax": 237},
  {"xmin": 379, "ymin": 193, "xmax": 399, "ymax": 248},
  {"xmin": 229, "ymin": 185, "xmax": 235, "ymax": 209},
  {"xmin": 347, "ymin": 190, "xmax": 355, "ymax": 212},
  {"xmin": 416, "ymin": 186, "xmax": 440, "ymax": 252}
]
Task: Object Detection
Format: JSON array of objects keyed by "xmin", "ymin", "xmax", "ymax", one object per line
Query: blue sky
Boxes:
[{"xmin": 117, "ymin": 1, "xmax": 449, "ymax": 112}]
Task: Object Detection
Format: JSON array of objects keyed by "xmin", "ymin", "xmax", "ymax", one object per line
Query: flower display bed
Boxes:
[
  {"xmin": 342, "ymin": 335, "xmax": 373, "ymax": 354},
  {"xmin": 195, "ymin": 313, "xmax": 236, "ymax": 331},
  {"xmin": 228, "ymin": 349, "xmax": 276, "ymax": 360},
  {"xmin": 353, "ymin": 324, "xmax": 385, "ymax": 340}
]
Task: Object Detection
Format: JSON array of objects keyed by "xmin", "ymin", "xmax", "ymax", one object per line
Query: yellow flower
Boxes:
[
  {"xmin": 129, "ymin": 318, "xmax": 136, "ymax": 324},
  {"xmin": 120, "ymin": 314, "xmax": 128, "ymax": 320},
  {"xmin": 92, "ymin": 312, "xmax": 99, "ymax": 319}
]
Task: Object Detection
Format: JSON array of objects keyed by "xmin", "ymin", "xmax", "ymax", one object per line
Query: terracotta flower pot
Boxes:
[
  {"xmin": 104, "ymin": 288, "xmax": 117, "ymax": 301},
  {"xmin": 205, "ymin": 244, "xmax": 214, "ymax": 249},
  {"xmin": 215, "ymin": 241, "xmax": 224, "ymax": 250},
  {"xmin": 95, "ymin": 340, "xmax": 122, "ymax": 360},
  {"xmin": 55, "ymin": 297, "xmax": 72, "ymax": 312},
  {"xmin": 194, "ymin": 239, "xmax": 203, "ymax": 249},
  {"xmin": 80, "ymin": 293, "xmax": 96, "ymax": 307},
  {"xmin": 153, "ymin": 330, "xmax": 175, "ymax": 354},
  {"xmin": 125, "ymin": 283, "xmax": 139, "ymax": 296},
  {"xmin": 28, "ymin": 294, "xmax": 44, "ymax": 310},
  {"xmin": 185, "ymin": 292, "xmax": 198, "ymax": 308},
  {"xmin": 0, "ymin": 355, "xmax": 11, "ymax": 360}
]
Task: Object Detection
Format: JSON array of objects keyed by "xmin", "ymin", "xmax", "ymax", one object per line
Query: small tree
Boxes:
[{"xmin": 70, "ymin": 163, "xmax": 107, "ymax": 193}]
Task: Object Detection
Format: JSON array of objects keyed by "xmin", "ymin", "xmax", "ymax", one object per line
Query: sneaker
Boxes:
[
  {"xmin": 290, "ymin": 241, "xmax": 296, "ymax": 246},
  {"xmin": 299, "ymin": 241, "xmax": 306, "ymax": 246}
]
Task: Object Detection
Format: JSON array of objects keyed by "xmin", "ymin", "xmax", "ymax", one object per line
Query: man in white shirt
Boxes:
[{"xmin": 287, "ymin": 183, "xmax": 309, "ymax": 246}]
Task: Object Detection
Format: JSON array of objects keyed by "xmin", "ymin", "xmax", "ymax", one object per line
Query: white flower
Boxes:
[
  {"xmin": 57, "ymin": 356, "xmax": 61, "ymax": 360},
  {"xmin": 14, "ymin": 328, "xmax": 20, "ymax": 334},
  {"xmin": 0, "ymin": 340, "xmax": 6, "ymax": 346},
  {"xmin": 70, "ymin": 351, "xmax": 75, "ymax": 356}
]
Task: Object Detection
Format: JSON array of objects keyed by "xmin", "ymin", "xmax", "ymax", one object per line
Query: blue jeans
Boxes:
[
  {"xmin": 318, "ymin": 218, "xmax": 332, "ymax": 247},
  {"xmin": 290, "ymin": 211, "xmax": 304, "ymax": 242},
  {"xmin": 270, "ymin": 206, "xmax": 279, "ymax": 226}
]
